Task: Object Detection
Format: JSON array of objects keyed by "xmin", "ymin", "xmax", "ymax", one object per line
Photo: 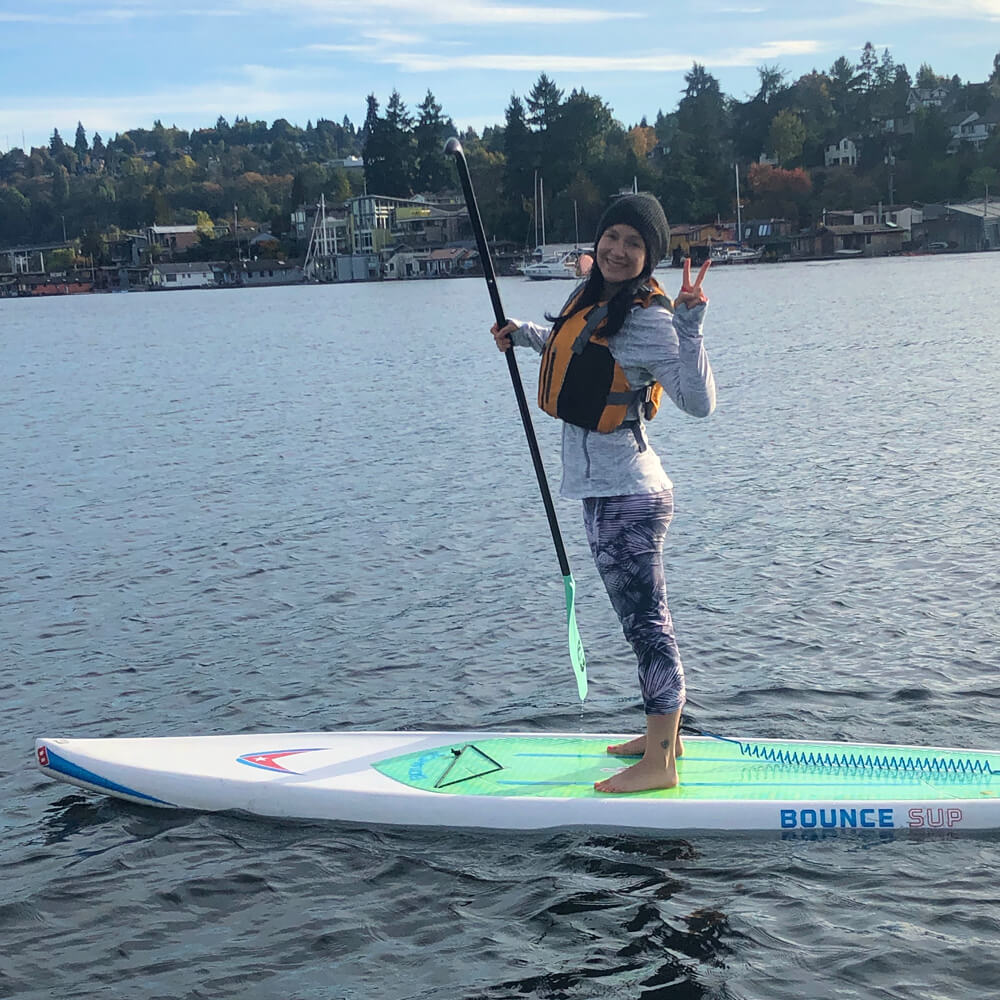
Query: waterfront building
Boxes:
[
  {"xmin": 150, "ymin": 261, "xmax": 217, "ymax": 288},
  {"xmin": 921, "ymin": 200, "xmax": 1000, "ymax": 251},
  {"xmin": 147, "ymin": 225, "xmax": 200, "ymax": 257}
]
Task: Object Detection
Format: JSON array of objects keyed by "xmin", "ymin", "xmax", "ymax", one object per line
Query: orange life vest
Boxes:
[{"xmin": 538, "ymin": 278, "xmax": 672, "ymax": 433}]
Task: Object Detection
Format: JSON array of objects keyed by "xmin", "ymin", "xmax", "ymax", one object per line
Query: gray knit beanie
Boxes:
[{"xmin": 594, "ymin": 193, "xmax": 670, "ymax": 276}]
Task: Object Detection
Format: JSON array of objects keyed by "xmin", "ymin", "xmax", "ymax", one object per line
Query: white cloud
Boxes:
[
  {"xmin": 305, "ymin": 43, "xmax": 377, "ymax": 54},
  {"xmin": 0, "ymin": 72, "xmax": 357, "ymax": 148},
  {"xmin": 0, "ymin": 12, "xmax": 63, "ymax": 21},
  {"xmin": 240, "ymin": 0, "xmax": 637, "ymax": 24},
  {"xmin": 859, "ymin": 0, "xmax": 1000, "ymax": 17},
  {"xmin": 0, "ymin": 9, "xmax": 136, "ymax": 22},
  {"xmin": 2, "ymin": 3, "xmax": 238, "ymax": 22},
  {"xmin": 376, "ymin": 39, "xmax": 823, "ymax": 74},
  {"xmin": 362, "ymin": 30, "xmax": 427, "ymax": 45}
]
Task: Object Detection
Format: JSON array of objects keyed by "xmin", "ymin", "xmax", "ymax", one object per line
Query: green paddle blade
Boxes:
[{"xmin": 563, "ymin": 574, "xmax": 588, "ymax": 701}]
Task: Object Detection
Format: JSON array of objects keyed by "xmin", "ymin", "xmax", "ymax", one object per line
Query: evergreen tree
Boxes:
[
  {"xmin": 857, "ymin": 42, "xmax": 879, "ymax": 93},
  {"xmin": 414, "ymin": 90, "xmax": 455, "ymax": 192},
  {"xmin": 683, "ymin": 63, "xmax": 719, "ymax": 100},
  {"xmin": 916, "ymin": 63, "xmax": 946, "ymax": 89},
  {"xmin": 889, "ymin": 64, "xmax": 913, "ymax": 119},
  {"xmin": 757, "ymin": 64, "xmax": 788, "ymax": 103},
  {"xmin": 363, "ymin": 90, "xmax": 415, "ymax": 197},
  {"xmin": 875, "ymin": 48, "xmax": 896, "ymax": 90},
  {"xmin": 524, "ymin": 74, "xmax": 565, "ymax": 208},
  {"xmin": 654, "ymin": 128, "xmax": 705, "ymax": 225},
  {"xmin": 525, "ymin": 73, "xmax": 564, "ymax": 130},
  {"xmin": 653, "ymin": 109, "xmax": 676, "ymax": 146},
  {"xmin": 733, "ymin": 64, "xmax": 789, "ymax": 163},
  {"xmin": 855, "ymin": 42, "xmax": 883, "ymax": 140},
  {"xmin": 74, "ymin": 122, "xmax": 89, "ymax": 159},
  {"xmin": 547, "ymin": 88, "xmax": 614, "ymax": 197},
  {"xmin": 501, "ymin": 94, "xmax": 535, "ymax": 242},
  {"xmin": 361, "ymin": 94, "xmax": 380, "ymax": 146},
  {"xmin": 673, "ymin": 63, "xmax": 731, "ymax": 219},
  {"xmin": 393, "ymin": 97, "xmax": 415, "ymax": 132},
  {"xmin": 385, "ymin": 90, "xmax": 416, "ymax": 192},
  {"xmin": 50, "ymin": 128, "xmax": 65, "ymax": 155}
]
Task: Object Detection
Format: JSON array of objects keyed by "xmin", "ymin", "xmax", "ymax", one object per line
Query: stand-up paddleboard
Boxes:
[{"xmin": 34, "ymin": 731, "xmax": 1000, "ymax": 832}]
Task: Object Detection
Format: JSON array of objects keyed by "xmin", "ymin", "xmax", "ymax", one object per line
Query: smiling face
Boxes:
[{"xmin": 596, "ymin": 223, "xmax": 647, "ymax": 287}]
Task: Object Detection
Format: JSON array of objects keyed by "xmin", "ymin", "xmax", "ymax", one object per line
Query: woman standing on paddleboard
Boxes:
[{"xmin": 491, "ymin": 193, "xmax": 715, "ymax": 794}]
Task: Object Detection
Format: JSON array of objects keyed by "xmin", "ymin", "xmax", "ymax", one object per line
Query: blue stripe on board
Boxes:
[
  {"xmin": 516, "ymin": 753, "xmax": 746, "ymax": 762},
  {"xmin": 42, "ymin": 747, "xmax": 174, "ymax": 806},
  {"xmin": 494, "ymin": 780, "xmax": 942, "ymax": 789},
  {"xmin": 514, "ymin": 748, "xmax": 999, "ymax": 775}
]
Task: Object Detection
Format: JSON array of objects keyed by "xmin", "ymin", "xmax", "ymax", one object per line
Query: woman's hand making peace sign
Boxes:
[{"xmin": 675, "ymin": 257, "xmax": 710, "ymax": 309}]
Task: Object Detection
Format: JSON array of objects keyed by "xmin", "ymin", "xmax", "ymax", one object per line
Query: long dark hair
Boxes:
[{"xmin": 545, "ymin": 261, "xmax": 648, "ymax": 339}]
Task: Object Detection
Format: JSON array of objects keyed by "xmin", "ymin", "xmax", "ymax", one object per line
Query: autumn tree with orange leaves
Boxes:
[{"xmin": 746, "ymin": 164, "xmax": 813, "ymax": 227}]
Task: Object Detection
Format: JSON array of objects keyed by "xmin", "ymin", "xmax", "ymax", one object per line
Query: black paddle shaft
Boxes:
[{"xmin": 445, "ymin": 137, "xmax": 572, "ymax": 579}]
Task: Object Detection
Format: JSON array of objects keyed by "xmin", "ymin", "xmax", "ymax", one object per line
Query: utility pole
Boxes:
[
  {"xmin": 885, "ymin": 148, "xmax": 896, "ymax": 207},
  {"xmin": 735, "ymin": 162, "xmax": 743, "ymax": 245},
  {"xmin": 533, "ymin": 169, "xmax": 538, "ymax": 249},
  {"xmin": 985, "ymin": 185, "xmax": 990, "ymax": 249},
  {"xmin": 540, "ymin": 176, "xmax": 546, "ymax": 248}
]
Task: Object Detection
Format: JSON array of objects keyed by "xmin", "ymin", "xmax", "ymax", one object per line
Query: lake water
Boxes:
[{"xmin": 2, "ymin": 256, "xmax": 999, "ymax": 999}]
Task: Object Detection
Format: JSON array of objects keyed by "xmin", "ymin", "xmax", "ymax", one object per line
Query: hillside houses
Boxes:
[
  {"xmin": 944, "ymin": 103, "xmax": 1000, "ymax": 152},
  {"xmin": 836, "ymin": 87, "xmax": 1000, "ymax": 167},
  {"xmin": 906, "ymin": 86, "xmax": 951, "ymax": 113}
]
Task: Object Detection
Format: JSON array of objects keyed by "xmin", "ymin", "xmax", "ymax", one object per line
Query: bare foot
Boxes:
[
  {"xmin": 607, "ymin": 735, "xmax": 645, "ymax": 756},
  {"xmin": 607, "ymin": 734, "xmax": 684, "ymax": 757},
  {"xmin": 594, "ymin": 758, "xmax": 679, "ymax": 794}
]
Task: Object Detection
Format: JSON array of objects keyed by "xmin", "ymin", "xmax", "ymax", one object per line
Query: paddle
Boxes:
[{"xmin": 445, "ymin": 137, "xmax": 588, "ymax": 701}]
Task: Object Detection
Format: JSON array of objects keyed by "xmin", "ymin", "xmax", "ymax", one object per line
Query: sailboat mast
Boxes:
[
  {"xmin": 540, "ymin": 176, "xmax": 546, "ymax": 247},
  {"xmin": 534, "ymin": 170, "xmax": 539, "ymax": 249},
  {"xmin": 735, "ymin": 163, "xmax": 742, "ymax": 246}
]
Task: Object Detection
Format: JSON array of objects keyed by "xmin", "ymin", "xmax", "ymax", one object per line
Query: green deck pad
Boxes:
[{"xmin": 372, "ymin": 736, "xmax": 1000, "ymax": 801}]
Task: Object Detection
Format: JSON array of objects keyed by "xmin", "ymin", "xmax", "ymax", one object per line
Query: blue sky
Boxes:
[{"xmin": 1, "ymin": 0, "xmax": 998, "ymax": 153}]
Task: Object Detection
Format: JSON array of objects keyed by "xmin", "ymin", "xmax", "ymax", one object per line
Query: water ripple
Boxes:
[{"xmin": 2, "ymin": 261, "xmax": 1000, "ymax": 998}]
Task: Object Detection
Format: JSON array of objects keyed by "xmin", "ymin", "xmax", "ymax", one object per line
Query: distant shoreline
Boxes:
[{"xmin": 2, "ymin": 246, "xmax": 993, "ymax": 301}]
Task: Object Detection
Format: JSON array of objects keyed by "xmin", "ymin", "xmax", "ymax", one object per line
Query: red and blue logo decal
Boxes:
[{"xmin": 237, "ymin": 749, "xmax": 324, "ymax": 774}]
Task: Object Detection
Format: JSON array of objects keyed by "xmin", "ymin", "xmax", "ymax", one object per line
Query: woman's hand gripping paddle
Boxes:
[{"xmin": 445, "ymin": 137, "xmax": 587, "ymax": 701}]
